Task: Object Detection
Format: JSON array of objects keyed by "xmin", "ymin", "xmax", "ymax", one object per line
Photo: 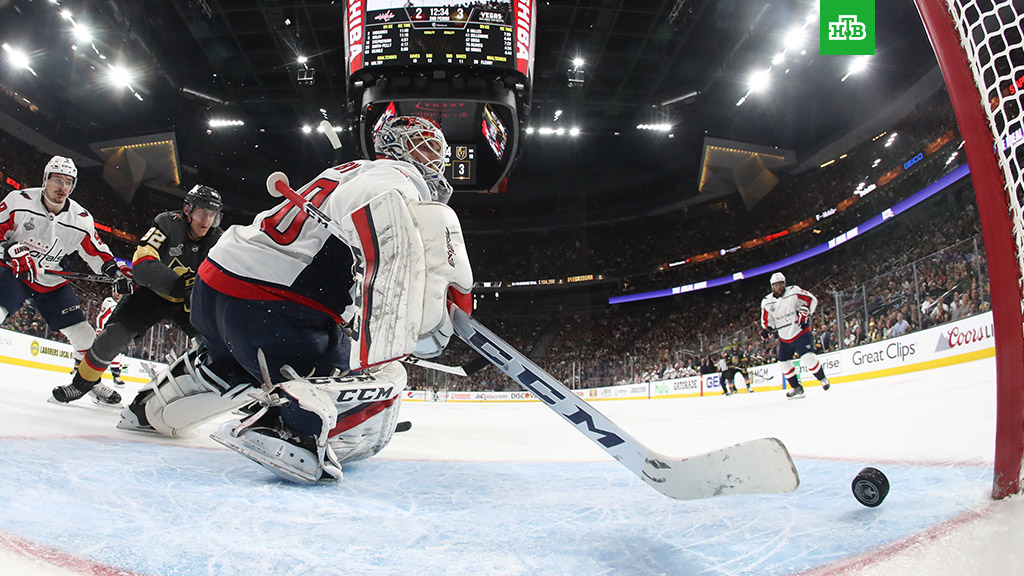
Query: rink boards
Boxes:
[
  {"xmin": 1, "ymin": 312, "xmax": 995, "ymax": 402},
  {"xmin": 404, "ymin": 311, "xmax": 996, "ymax": 402}
]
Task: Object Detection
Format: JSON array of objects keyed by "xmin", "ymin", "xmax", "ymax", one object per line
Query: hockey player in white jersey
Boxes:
[
  {"xmin": 0, "ymin": 155, "xmax": 132, "ymax": 406},
  {"xmin": 95, "ymin": 290, "xmax": 125, "ymax": 387},
  {"xmin": 118, "ymin": 116, "xmax": 473, "ymax": 484},
  {"xmin": 759, "ymin": 272, "xmax": 831, "ymax": 399}
]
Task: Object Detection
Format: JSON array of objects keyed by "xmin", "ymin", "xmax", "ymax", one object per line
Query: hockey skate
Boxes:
[
  {"xmin": 50, "ymin": 375, "xmax": 122, "ymax": 408},
  {"xmin": 112, "ymin": 376, "xmax": 125, "ymax": 388},
  {"xmin": 821, "ymin": 378, "xmax": 831, "ymax": 391},
  {"xmin": 786, "ymin": 385, "xmax": 805, "ymax": 400},
  {"xmin": 116, "ymin": 400, "xmax": 156, "ymax": 433},
  {"xmin": 211, "ymin": 419, "xmax": 342, "ymax": 484}
]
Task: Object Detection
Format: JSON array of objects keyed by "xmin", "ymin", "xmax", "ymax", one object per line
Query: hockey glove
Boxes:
[
  {"xmin": 797, "ymin": 309, "xmax": 810, "ymax": 330},
  {"xmin": 170, "ymin": 271, "xmax": 197, "ymax": 310},
  {"xmin": 759, "ymin": 328, "xmax": 772, "ymax": 340},
  {"xmin": 2, "ymin": 242, "xmax": 36, "ymax": 283},
  {"xmin": 102, "ymin": 260, "xmax": 135, "ymax": 296}
]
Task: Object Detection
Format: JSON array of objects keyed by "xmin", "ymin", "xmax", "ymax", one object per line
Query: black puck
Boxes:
[
  {"xmin": 852, "ymin": 467, "xmax": 889, "ymax": 507},
  {"xmin": 394, "ymin": 421, "xmax": 412, "ymax": 433}
]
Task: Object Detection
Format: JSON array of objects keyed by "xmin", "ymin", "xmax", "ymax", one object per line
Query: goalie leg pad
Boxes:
[
  {"xmin": 137, "ymin": 346, "xmax": 253, "ymax": 438},
  {"xmin": 409, "ymin": 202, "xmax": 473, "ymax": 359},
  {"xmin": 340, "ymin": 190, "xmax": 426, "ymax": 370},
  {"xmin": 323, "ymin": 361, "xmax": 407, "ymax": 464}
]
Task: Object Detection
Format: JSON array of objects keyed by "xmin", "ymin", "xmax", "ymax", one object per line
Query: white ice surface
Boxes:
[{"xmin": 1, "ymin": 358, "xmax": 1022, "ymax": 575}]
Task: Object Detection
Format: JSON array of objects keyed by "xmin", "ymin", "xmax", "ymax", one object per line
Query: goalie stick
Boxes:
[
  {"xmin": 265, "ymin": 170, "xmax": 801, "ymax": 500},
  {"xmin": 402, "ymin": 354, "xmax": 490, "ymax": 377}
]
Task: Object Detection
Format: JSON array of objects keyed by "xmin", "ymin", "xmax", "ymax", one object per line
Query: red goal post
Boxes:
[{"xmin": 914, "ymin": 0, "xmax": 1024, "ymax": 499}]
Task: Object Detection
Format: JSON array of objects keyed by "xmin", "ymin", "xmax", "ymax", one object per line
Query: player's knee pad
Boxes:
[
  {"xmin": 799, "ymin": 352, "xmax": 821, "ymax": 371},
  {"xmin": 322, "ymin": 361, "xmax": 407, "ymax": 464},
  {"xmin": 60, "ymin": 322, "xmax": 95, "ymax": 358},
  {"xmin": 144, "ymin": 346, "xmax": 253, "ymax": 438}
]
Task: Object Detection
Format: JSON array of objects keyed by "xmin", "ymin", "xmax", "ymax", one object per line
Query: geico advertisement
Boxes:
[{"xmin": 702, "ymin": 373, "xmax": 722, "ymax": 393}]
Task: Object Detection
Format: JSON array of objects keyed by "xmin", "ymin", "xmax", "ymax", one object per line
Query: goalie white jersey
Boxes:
[{"xmin": 200, "ymin": 159, "xmax": 434, "ymax": 325}]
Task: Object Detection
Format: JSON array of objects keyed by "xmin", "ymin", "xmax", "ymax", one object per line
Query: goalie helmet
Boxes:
[
  {"xmin": 373, "ymin": 115, "xmax": 453, "ymax": 203},
  {"xmin": 184, "ymin": 184, "xmax": 224, "ymax": 227},
  {"xmin": 43, "ymin": 156, "xmax": 77, "ymax": 192}
]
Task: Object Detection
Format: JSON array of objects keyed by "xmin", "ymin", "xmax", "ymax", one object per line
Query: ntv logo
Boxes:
[
  {"xmin": 828, "ymin": 16, "xmax": 868, "ymax": 41},
  {"xmin": 820, "ymin": 0, "xmax": 874, "ymax": 55}
]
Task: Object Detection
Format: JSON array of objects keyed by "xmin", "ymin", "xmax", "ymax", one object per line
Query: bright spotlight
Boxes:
[
  {"xmin": 748, "ymin": 69, "xmax": 771, "ymax": 93},
  {"xmin": 784, "ymin": 27, "xmax": 805, "ymax": 51},
  {"xmin": 569, "ymin": 127, "xmax": 580, "ymax": 136},
  {"xmin": 572, "ymin": 57, "xmax": 584, "ymax": 68},
  {"xmin": 301, "ymin": 125, "xmax": 312, "ymax": 133},
  {"xmin": 297, "ymin": 55, "xmax": 308, "ymax": 64},
  {"xmin": 60, "ymin": 9, "xmax": 74, "ymax": 21},
  {"xmin": 772, "ymin": 52, "xmax": 785, "ymax": 65},
  {"xmin": 2, "ymin": 44, "xmax": 31, "ymax": 71},
  {"xmin": 72, "ymin": 24, "xmax": 92, "ymax": 44},
  {"xmin": 107, "ymin": 64, "xmax": 133, "ymax": 88}
]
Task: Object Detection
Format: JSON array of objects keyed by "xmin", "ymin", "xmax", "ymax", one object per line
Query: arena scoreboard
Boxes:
[
  {"xmin": 347, "ymin": 1, "xmax": 533, "ymax": 79},
  {"xmin": 344, "ymin": 0, "xmax": 536, "ymax": 193},
  {"xmin": 363, "ymin": 5, "xmax": 514, "ymax": 70}
]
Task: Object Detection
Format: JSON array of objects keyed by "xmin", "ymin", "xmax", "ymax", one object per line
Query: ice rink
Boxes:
[{"xmin": 1, "ymin": 357, "xmax": 1022, "ymax": 575}]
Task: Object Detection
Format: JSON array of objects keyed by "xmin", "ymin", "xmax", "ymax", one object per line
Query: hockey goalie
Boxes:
[{"xmin": 118, "ymin": 116, "xmax": 473, "ymax": 484}]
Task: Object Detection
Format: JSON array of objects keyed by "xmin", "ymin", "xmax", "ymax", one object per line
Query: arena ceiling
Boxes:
[{"xmin": 0, "ymin": 0, "xmax": 940, "ymax": 222}]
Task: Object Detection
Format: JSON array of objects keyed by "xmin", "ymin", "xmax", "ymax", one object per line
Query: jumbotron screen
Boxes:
[{"xmin": 346, "ymin": 0, "xmax": 534, "ymax": 80}]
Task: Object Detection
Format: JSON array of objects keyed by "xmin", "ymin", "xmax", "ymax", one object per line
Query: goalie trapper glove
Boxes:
[
  {"xmin": 2, "ymin": 241, "xmax": 36, "ymax": 283},
  {"xmin": 102, "ymin": 260, "xmax": 135, "ymax": 296}
]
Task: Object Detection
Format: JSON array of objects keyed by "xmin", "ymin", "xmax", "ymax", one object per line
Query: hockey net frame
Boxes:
[{"xmin": 914, "ymin": 0, "xmax": 1024, "ymax": 499}]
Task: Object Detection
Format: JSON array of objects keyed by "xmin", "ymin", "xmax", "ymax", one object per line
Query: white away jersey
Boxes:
[
  {"xmin": 202, "ymin": 159, "xmax": 432, "ymax": 322},
  {"xmin": 760, "ymin": 285, "xmax": 818, "ymax": 342},
  {"xmin": 96, "ymin": 296, "xmax": 118, "ymax": 332},
  {"xmin": 0, "ymin": 187, "xmax": 115, "ymax": 291}
]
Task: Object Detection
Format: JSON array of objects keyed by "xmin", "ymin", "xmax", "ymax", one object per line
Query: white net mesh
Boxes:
[{"xmin": 945, "ymin": 0, "xmax": 1024, "ymax": 319}]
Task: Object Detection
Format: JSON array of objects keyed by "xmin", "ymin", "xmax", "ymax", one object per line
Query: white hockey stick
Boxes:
[
  {"xmin": 450, "ymin": 307, "xmax": 800, "ymax": 500},
  {"xmin": 265, "ymin": 170, "xmax": 800, "ymax": 500},
  {"xmin": 402, "ymin": 354, "xmax": 490, "ymax": 377},
  {"xmin": 320, "ymin": 120, "xmax": 342, "ymax": 150}
]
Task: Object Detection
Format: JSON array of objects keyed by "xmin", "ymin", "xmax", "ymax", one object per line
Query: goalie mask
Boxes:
[
  {"xmin": 373, "ymin": 115, "xmax": 453, "ymax": 203},
  {"xmin": 184, "ymin": 184, "xmax": 224, "ymax": 227},
  {"xmin": 43, "ymin": 156, "xmax": 78, "ymax": 193}
]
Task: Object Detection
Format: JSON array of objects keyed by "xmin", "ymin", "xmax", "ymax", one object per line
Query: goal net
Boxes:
[{"xmin": 915, "ymin": 0, "xmax": 1024, "ymax": 498}]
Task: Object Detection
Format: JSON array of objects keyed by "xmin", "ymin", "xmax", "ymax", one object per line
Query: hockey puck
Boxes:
[
  {"xmin": 394, "ymin": 421, "xmax": 412, "ymax": 433},
  {"xmin": 852, "ymin": 467, "xmax": 889, "ymax": 507}
]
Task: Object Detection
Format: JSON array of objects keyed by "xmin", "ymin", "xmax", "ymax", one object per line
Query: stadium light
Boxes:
[
  {"xmin": 106, "ymin": 64, "xmax": 133, "ymax": 88},
  {"xmin": 841, "ymin": 56, "xmax": 871, "ymax": 82},
  {"xmin": 748, "ymin": 68, "xmax": 771, "ymax": 93},
  {"xmin": 1, "ymin": 44, "xmax": 35, "ymax": 75},
  {"xmin": 301, "ymin": 125, "xmax": 312, "ymax": 133},
  {"xmin": 72, "ymin": 23, "xmax": 92, "ymax": 44},
  {"xmin": 784, "ymin": 27, "xmax": 805, "ymax": 51},
  {"xmin": 297, "ymin": 55, "xmax": 308, "ymax": 64},
  {"xmin": 209, "ymin": 119, "xmax": 245, "ymax": 128}
]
